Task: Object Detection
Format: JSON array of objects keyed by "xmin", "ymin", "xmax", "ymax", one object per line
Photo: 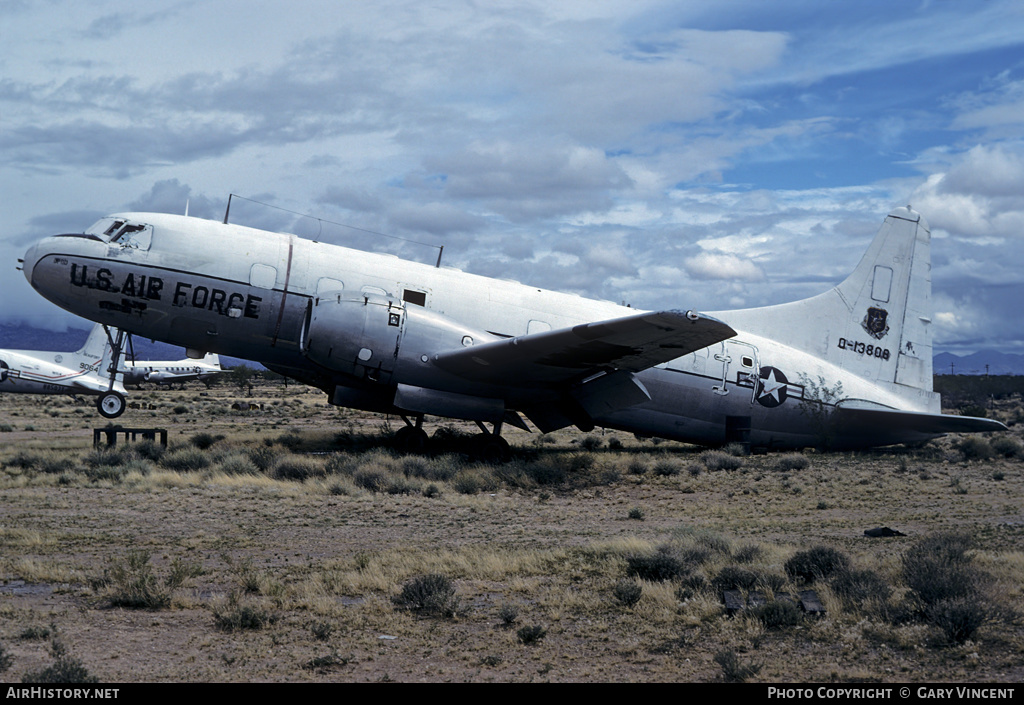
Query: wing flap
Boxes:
[{"xmin": 432, "ymin": 309, "xmax": 735, "ymax": 386}]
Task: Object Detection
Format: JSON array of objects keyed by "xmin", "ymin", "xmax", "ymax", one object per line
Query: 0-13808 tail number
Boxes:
[{"xmin": 837, "ymin": 338, "xmax": 890, "ymax": 360}]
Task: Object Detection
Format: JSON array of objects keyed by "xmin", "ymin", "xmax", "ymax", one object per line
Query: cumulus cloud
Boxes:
[
  {"xmin": 937, "ymin": 144, "xmax": 1024, "ymax": 199},
  {"xmin": 911, "ymin": 143, "xmax": 1024, "ymax": 241},
  {"xmin": 386, "ymin": 202, "xmax": 487, "ymax": 236},
  {"xmin": 423, "ymin": 142, "xmax": 633, "ymax": 222},
  {"xmin": 683, "ymin": 251, "xmax": 764, "ymax": 281}
]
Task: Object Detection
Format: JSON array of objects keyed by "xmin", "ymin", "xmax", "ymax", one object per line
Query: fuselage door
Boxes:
[
  {"xmin": 712, "ymin": 342, "xmax": 731, "ymax": 395},
  {"xmin": 711, "ymin": 340, "xmax": 760, "ymax": 400}
]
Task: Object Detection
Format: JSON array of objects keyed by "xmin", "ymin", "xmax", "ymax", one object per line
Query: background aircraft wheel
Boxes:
[
  {"xmin": 471, "ymin": 434, "xmax": 510, "ymax": 463},
  {"xmin": 97, "ymin": 391, "xmax": 126, "ymax": 419},
  {"xmin": 393, "ymin": 426, "xmax": 428, "ymax": 453}
]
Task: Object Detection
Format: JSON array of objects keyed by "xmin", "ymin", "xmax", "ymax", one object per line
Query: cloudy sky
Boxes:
[{"xmin": 3, "ymin": 0, "xmax": 1024, "ymax": 354}]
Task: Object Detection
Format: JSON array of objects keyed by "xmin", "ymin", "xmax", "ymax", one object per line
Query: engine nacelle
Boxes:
[{"xmin": 299, "ymin": 292, "xmax": 498, "ymax": 387}]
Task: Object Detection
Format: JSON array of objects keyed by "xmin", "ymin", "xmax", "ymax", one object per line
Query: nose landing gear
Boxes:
[{"xmin": 96, "ymin": 326, "xmax": 129, "ymax": 419}]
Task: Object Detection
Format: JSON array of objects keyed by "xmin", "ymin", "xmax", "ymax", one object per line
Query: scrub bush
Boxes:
[{"xmin": 785, "ymin": 546, "xmax": 850, "ymax": 584}]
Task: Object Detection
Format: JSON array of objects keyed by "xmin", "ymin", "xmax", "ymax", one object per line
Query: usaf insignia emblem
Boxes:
[
  {"xmin": 756, "ymin": 366, "xmax": 789, "ymax": 408},
  {"xmin": 862, "ymin": 306, "xmax": 889, "ymax": 339}
]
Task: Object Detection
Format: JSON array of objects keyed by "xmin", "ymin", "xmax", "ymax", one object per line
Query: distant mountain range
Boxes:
[
  {"xmin": 0, "ymin": 323, "xmax": 255, "ymax": 369},
  {"xmin": 934, "ymin": 350, "xmax": 1024, "ymax": 376},
  {"xmin": 1, "ymin": 322, "xmax": 1021, "ymax": 376}
]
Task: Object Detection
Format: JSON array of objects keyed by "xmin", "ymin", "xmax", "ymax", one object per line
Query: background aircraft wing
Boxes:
[{"xmin": 432, "ymin": 309, "xmax": 735, "ymax": 386}]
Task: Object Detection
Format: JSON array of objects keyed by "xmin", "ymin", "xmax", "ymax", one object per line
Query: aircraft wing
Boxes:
[{"xmin": 432, "ymin": 309, "xmax": 736, "ymax": 386}]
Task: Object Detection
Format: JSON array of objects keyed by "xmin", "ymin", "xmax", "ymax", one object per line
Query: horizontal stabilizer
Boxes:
[
  {"xmin": 432, "ymin": 309, "xmax": 736, "ymax": 386},
  {"xmin": 835, "ymin": 407, "xmax": 1007, "ymax": 437},
  {"xmin": 70, "ymin": 376, "xmax": 126, "ymax": 395}
]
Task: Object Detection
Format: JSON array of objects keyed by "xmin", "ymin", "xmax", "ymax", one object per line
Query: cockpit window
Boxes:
[
  {"xmin": 85, "ymin": 218, "xmax": 153, "ymax": 250},
  {"xmin": 102, "ymin": 220, "xmax": 125, "ymax": 237}
]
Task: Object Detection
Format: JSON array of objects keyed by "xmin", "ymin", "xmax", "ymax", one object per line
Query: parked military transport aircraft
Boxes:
[
  {"xmin": 122, "ymin": 352, "xmax": 223, "ymax": 387},
  {"xmin": 0, "ymin": 323, "xmax": 127, "ymax": 417},
  {"xmin": 20, "ymin": 206, "xmax": 1005, "ymax": 452}
]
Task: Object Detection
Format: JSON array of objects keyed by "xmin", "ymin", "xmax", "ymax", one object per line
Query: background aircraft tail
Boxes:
[
  {"xmin": 74, "ymin": 323, "xmax": 109, "ymax": 363},
  {"xmin": 87, "ymin": 324, "xmax": 128, "ymax": 392},
  {"xmin": 719, "ymin": 207, "xmax": 936, "ymax": 409}
]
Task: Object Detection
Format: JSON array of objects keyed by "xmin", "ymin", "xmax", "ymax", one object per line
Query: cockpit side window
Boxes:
[
  {"xmin": 110, "ymin": 223, "xmax": 144, "ymax": 242},
  {"xmin": 85, "ymin": 218, "xmax": 153, "ymax": 249},
  {"xmin": 103, "ymin": 220, "xmax": 126, "ymax": 237}
]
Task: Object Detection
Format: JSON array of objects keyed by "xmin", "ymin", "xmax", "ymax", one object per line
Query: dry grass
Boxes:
[{"xmin": 0, "ymin": 383, "xmax": 1022, "ymax": 682}]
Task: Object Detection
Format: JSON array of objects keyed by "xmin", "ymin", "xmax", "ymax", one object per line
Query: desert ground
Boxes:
[{"xmin": 0, "ymin": 377, "xmax": 1021, "ymax": 683}]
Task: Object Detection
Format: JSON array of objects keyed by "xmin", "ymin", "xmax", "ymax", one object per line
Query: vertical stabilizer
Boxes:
[
  {"xmin": 75, "ymin": 323, "xmax": 109, "ymax": 362},
  {"xmin": 834, "ymin": 207, "xmax": 933, "ymax": 393},
  {"xmin": 716, "ymin": 207, "xmax": 935, "ymax": 406},
  {"xmin": 79, "ymin": 324, "xmax": 127, "ymax": 391}
]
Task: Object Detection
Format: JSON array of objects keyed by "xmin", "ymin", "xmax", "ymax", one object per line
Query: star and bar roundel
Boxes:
[{"xmin": 755, "ymin": 365, "xmax": 790, "ymax": 408}]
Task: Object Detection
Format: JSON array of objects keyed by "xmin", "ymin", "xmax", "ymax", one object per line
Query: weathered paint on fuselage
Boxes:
[{"xmin": 22, "ymin": 212, "xmax": 940, "ymax": 448}]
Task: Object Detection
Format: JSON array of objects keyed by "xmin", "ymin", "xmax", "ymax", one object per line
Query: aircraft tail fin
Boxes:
[
  {"xmin": 832, "ymin": 207, "xmax": 933, "ymax": 395},
  {"xmin": 71, "ymin": 324, "xmax": 126, "ymax": 392},
  {"xmin": 719, "ymin": 207, "xmax": 936, "ymax": 409},
  {"xmin": 75, "ymin": 323, "xmax": 109, "ymax": 362}
]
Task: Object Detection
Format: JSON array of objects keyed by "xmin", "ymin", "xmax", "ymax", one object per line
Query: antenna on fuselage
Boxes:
[{"xmin": 220, "ymin": 193, "xmax": 447, "ymax": 267}]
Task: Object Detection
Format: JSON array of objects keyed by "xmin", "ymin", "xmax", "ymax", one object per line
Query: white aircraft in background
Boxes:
[
  {"xmin": 0, "ymin": 323, "xmax": 127, "ymax": 418},
  {"xmin": 0, "ymin": 323, "xmax": 225, "ymax": 417},
  {"xmin": 20, "ymin": 206, "xmax": 1006, "ymax": 454},
  {"xmin": 122, "ymin": 352, "xmax": 223, "ymax": 387}
]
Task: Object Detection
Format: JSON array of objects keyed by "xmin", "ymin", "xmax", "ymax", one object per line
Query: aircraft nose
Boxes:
[{"xmin": 21, "ymin": 241, "xmax": 44, "ymax": 285}]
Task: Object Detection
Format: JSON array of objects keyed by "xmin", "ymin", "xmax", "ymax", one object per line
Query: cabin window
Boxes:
[
  {"xmin": 741, "ymin": 356, "xmax": 754, "ymax": 368},
  {"xmin": 316, "ymin": 278, "xmax": 344, "ymax": 297},
  {"xmin": 403, "ymin": 289, "xmax": 427, "ymax": 307},
  {"xmin": 250, "ymin": 264, "xmax": 277, "ymax": 289}
]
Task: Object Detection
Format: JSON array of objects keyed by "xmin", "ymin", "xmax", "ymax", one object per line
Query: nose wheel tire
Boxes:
[{"xmin": 97, "ymin": 391, "xmax": 126, "ymax": 419}]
